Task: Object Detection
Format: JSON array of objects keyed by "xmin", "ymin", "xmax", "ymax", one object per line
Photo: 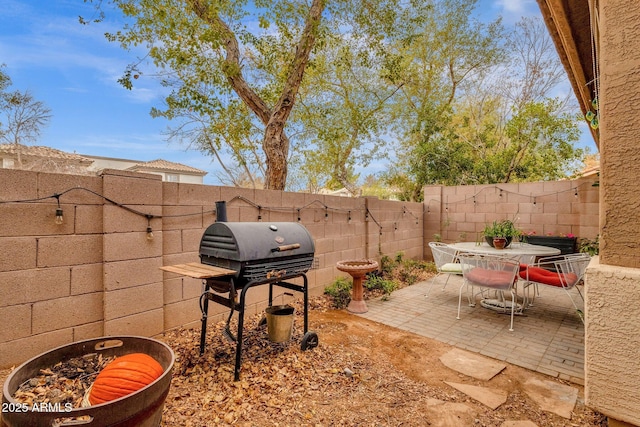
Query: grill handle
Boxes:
[{"xmin": 271, "ymin": 243, "xmax": 301, "ymax": 252}]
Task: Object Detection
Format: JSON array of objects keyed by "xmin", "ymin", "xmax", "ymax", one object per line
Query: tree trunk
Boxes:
[
  {"xmin": 188, "ymin": 0, "xmax": 325, "ymax": 190},
  {"xmin": 263, "ymin": 125, "xmax": 289, "ymax": 190}
]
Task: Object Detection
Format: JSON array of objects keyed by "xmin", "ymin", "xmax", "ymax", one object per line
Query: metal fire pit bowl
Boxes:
[{"xmin": 1, "ymin": 336, "xmax": 174, "ymax": 427}]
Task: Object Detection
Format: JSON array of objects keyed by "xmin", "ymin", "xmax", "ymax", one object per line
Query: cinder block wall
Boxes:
[
  {"xmin": 423, "ymin": 178, "xmax": 600, "ymax": 258},
  {"xmin": 0, "ymin": 168, "xmax": 423, "ymax": 368},
  {"xmin": 0, "ymin": 167, "xmax": 601, "ymax": 368},
  {"xmin": 0, "ymin": 170, "xmax": 107, "ymax": 365}
]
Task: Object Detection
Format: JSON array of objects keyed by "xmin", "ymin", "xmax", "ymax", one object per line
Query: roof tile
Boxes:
[
  {"xmin": 128, "ymin": 159, "xmax": 207, "ymax": 175},
  {"xmin": 0, "ymin": 144, "xmax": 92, "ymax": 163}
]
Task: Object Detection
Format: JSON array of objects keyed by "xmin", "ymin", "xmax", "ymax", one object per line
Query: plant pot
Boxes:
[
  {"xmin": 1, "ymin": 336, "xmax": 174, "ymax": 427},
  {"xmin": 485, "ymin": 236, "xmax": 512, "ymax": 248},
  {"xmin": 522, "ymin": 236, "xmax": 577, "ymax": 254},
  {"xmin": 492, "ymin": 237, "xmax": 508, "ymax": 249}
]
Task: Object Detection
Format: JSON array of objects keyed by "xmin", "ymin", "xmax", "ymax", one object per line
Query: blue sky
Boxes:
[{"xmin": 0, "ymin": 0, "xmax": 596, "ymax": 185}]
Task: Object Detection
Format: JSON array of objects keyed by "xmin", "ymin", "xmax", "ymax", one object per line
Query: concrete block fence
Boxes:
[
  {"xmin": 0, "ymin": 168, "xmax": 423, "ymax": 367},
  {"xmin": 423, "ymin": 177, "xmax": 599, "ymax": 256},
  {"xmin": 0, "ymin": 168, "xmax": 599, "ymax": 367}
]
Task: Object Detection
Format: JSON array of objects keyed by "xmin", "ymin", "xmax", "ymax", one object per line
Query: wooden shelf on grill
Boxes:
[{"xmin": 160, "ymin": 262, "xmax": 235, "ymax": 279}]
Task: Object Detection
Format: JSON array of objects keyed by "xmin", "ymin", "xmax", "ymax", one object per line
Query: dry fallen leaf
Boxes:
[{"xmin": 1, "ymin": 289, "xmax": 607, "ymax": 427}]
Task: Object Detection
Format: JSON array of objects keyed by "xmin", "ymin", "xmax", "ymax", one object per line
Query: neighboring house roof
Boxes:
[
  {"xmin": 0, "ymin": 146, "xmax": 207, "ymax": 182},
  {"xmin": 578, "ymin": 160, "xmax": 600, "ymax": 178},
  {"xmin": 128, "ymin": 159, "xmax": 207, "ymax": 176},
  {"xmin": 319, "ymin": 187, "xmax": 353, "ymax": 197},
  {"xmin": 0, "ymin": 144, "xmax": 94, "ymax": 175},
  {"xmin": 0, "ymin": 144, "xmax": 93, "ymax": 165}
]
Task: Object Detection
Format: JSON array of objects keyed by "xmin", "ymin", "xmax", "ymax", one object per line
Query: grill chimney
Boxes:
[{"xmin": 215, "ymin": 201, "xmax": 227, "ymax": 222}]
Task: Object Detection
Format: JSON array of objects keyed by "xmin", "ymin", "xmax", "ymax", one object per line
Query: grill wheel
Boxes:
[{"xmin": 301, "ymin": 331, "xmax": 319, "ymax": 350}]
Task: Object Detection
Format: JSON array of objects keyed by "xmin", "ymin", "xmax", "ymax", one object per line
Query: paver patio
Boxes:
[{"xmin": 358, "ymin": 274, "xmax": 585, "ymax": 385}]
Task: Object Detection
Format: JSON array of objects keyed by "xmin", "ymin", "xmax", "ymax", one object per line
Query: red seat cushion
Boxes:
[
  {"xmin": 466, "ymin": 268, "xmax": 516, "ymax": 289},
  {"xmin": 519, "ymin": 266, "xmax": 579, "ymax": 288}
]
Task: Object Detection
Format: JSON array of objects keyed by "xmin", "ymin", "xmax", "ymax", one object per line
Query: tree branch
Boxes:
[{"xmin": 186, "ymin": 0, "xmax": 272, "ymax": 124}]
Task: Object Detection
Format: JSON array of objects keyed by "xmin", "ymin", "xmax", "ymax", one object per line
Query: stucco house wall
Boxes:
[
  {"xmin": 585, "ymin": 258, "xmax": 640, "ymax": 425},
  {"xmin": 537, "ymin": 0, "xmax": 640, "ymax": 424},
  {"xmin": 583, "ymin": 1, "xmax": 640, "ymax": 425}
]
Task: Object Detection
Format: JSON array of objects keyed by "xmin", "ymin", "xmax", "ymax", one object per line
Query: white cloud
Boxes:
[
  {"xmin": 1, "ymin": 2, "xmax": 165, "ymax": 102},
  {"xmin": 495, "ymin": 0, "xmax": 528, "ymax": 14},
  {"xmin": 491, "ymin": 0, "xmax": 539, "ymax": 23}
]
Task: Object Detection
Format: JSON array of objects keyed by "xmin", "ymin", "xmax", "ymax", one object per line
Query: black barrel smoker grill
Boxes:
[{"xmin": 196, "ymin": 205, "xmax": 318, "ymax": 380}]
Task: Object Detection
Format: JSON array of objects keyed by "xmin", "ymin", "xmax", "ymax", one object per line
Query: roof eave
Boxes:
[{"xmin": 536, "ymin": 0, "xmax": 600, "ymax": 150}]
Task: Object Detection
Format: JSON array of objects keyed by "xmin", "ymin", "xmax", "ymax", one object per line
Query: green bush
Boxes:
[
  {"xmin": 381, "ymin": 253, "xmax": 435, "ymax": 286},
  {"xmin": 398, "ymin": 258, "xmax": 430, "ymax": 286},
  {"xmin": 324, "ymin": 277, "xmax": 352, "ymax": 309},
  {"xmin": 325, "ymin": 253, "xmax": 435, "ymax": 307},
  {"xmin": 380, "ymin": 255, "xmax": 395, "ymax": 277},
  {"xmin": 380, "ymin": 252, "xmax": 407, "ymax": 279},
  {"xmin": 364, "ymin": 274, "xmax": 398, "ymax": 300},
  {"xmin": 423, "ymin": 261, "xmax": 437, "ymax": 274},
  {"xmin": 579, "ymin": 235, "xmax": 599, "ymax": 256}
]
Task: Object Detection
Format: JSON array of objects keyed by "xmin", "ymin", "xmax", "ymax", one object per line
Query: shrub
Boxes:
[
  {"xmin": 423, "ymin": 261, "xmax": 437, "ymax": 274},
  {"xmin": 380, "ymin": 252, "xmax": 407, "ymax": 279},
  {"xmin": 324, "ymin": 277, "xmax": 352, "ymax": 309},
  {"xmin": 364, "ymin": 274, "xmax": 398, "ymax": 300},
  {"xmin": 380, "ymin": 253, "xmax": 435, "ymax": 286},
  {"xmin": 380, "ymin": 255, "xmax": 395, "ymax": 277},
  {"xmin": 579, "ymin": 235, "xmax": 599, "ymax": 255},
  {"xmin": 398, "ymin": 258, "xmax": 431, "ymax": 286},
  {"xmin": 325, "ymin": 254, "xmax": 435, "ymax": 307}
]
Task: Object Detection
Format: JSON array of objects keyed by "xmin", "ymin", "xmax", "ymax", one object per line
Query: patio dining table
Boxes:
[
  {"xmin": 448, "ymin": 241, "xmax": 560, "ymax": 263},
  {"xmin": 447, "ymin": 241, "xmax": 561, "ymax": 313}
]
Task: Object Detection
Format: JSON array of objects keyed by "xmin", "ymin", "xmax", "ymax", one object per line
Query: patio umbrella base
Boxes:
[{"xmin": 480, "ymin": 298, "xmax": 523, "ymax": 314}]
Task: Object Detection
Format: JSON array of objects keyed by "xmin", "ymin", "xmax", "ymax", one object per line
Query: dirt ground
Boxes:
[
  {"xmin": 0, "ymin": 296, "xmax": 607, "ymax": 426},
  {"xmin": 159, "ymin": 298, "xmax": 606, "ymax": 426}
]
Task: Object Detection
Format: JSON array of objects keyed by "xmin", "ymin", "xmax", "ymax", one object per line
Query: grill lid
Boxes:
[{"xmin": 199, "ymin": 222, "xmax": 315, "ymax": 263}]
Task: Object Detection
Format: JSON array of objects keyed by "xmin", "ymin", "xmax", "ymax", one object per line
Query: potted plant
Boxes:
[
  {"xmin": 522, "ymin": 231, "xmax": 578, "ymax": 254},
  {"xmin": 483, "ymin": 219, "xmax": 522, "ymax": 248}
]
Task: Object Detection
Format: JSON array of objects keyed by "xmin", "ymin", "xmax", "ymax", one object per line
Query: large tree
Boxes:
[
  {"xmin": 91, "ymin": 0, "xmax": 327, "ymax": 190},
  {"xmin": 387, "ymin": 14, "xmax": 585, "ymax": 199},
  {"xmin": 447, "ymin": 16, "xmax": 584, "ymax": 184},
  {"xmin": 291, "ymin": 28, "xmax": 404, "ymax": 195},
  {"xmin": 91, "ymin": 1, "xmax": 582, "ymax": 194},
  {"xmin": 384, "ymin": 0, "xmax": 506, "ymax": 200},
  {"xmin": 501, "ymin": 16, "xmax": 572, "ymax": 110}
]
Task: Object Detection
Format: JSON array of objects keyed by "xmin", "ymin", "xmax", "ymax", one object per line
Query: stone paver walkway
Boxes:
[{"xmin": 358, "ymin": 275, "xmax": 585, "ymax": 385}]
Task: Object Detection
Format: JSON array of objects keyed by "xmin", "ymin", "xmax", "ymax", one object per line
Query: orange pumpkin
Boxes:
[{"xmin": 88, "ymin": 353, "xmax": 163, "ymax": 405}]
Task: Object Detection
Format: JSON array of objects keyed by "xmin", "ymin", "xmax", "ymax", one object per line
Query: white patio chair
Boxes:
[
  {"xmin": 426, "ymin": 242, "xmax": 462, "ymax": 297},
  {"xmin": 457, "ymin": 253, "xmax": 521, "ymax": 331},
  {"xmin": 519, "ymin": 253, "xmax": 591, "ymax": 323}
]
